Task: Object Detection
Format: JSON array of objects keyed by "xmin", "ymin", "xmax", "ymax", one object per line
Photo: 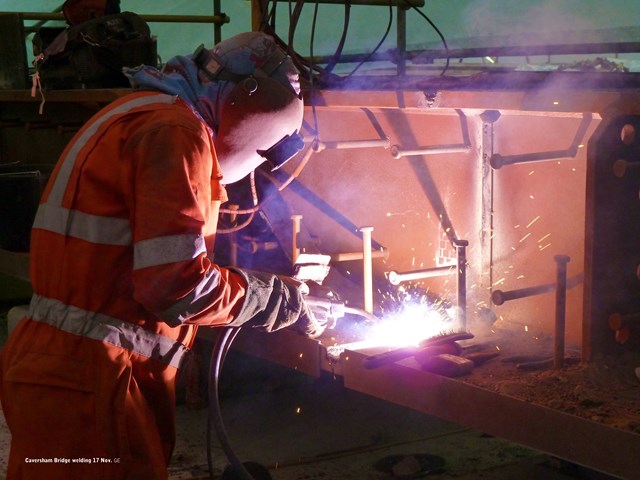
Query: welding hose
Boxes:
[
  {"xmin": 207, "ymin": 326, "xmax": 258, "ymax": 480},
  {"xmin": 206, "ymin": 308, "xmax": 376, "ymax": 480}
]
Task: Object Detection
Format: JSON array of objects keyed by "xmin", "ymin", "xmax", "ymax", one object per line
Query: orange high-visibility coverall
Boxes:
[{"xmin": 0, "ymin": 91, "xmax": 250, "ymax": 479}]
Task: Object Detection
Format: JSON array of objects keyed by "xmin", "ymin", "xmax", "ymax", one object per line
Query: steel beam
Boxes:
[{"xmin": 229, "ymin": 328, "xmax": 640, "ymax": 479}]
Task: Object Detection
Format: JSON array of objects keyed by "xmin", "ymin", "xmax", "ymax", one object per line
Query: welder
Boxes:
[{"xmin": 0, "ymin": 31, "xmax": 328, "ymax": 479}]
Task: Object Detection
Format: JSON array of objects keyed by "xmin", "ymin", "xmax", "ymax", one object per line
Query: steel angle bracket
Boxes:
[{"xmin": 341, "ymin": 349, "xmax": 640, "ymax": 480}]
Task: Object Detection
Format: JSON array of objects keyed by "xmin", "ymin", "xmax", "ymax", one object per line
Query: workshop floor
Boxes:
[
  {"xmin": 0, "ymin": 313, "xmax": 616, "ymax": 480},
  {"xmin": 164, "ymin": 350, "xmax": 616, "ymax": 480}
]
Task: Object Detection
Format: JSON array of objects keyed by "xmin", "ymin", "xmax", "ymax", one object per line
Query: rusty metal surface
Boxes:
[
  {"xmin": 232, "ymin": 328, "xmax": 640, "ymax": 479},
  {"xmin": 3, "ymin": 63, "xmax": 640, "ymax": 478},
  {"xmin": 584, "ymin": 114, "xmax": 640, "ymax": 358},
  {"xmin": 276, "ymin": 106, "xmax": 595, "ymax": 346},
  {"xmin": 342, "ymin": 348, "xmax": 640, "ymax": 480},
  {"xmin": 312, "ymin": 73, "xmax": 640, "ymax": 114},
  {"xmin": 231, "ymin": 328, "xmax": 324, "ymax": 378}
]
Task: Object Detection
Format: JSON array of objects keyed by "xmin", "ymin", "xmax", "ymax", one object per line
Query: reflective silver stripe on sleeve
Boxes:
[
  {"xmin": 48, "ymin": 94, "xmax": 178, "ymax": 206},
  {"xmin": 159, "ymin": 268, "xmax": 222, "ymax": 326},
  {"xmin": 28, "ymin": 294, "xmax": 189, "ymax": 368},
  {"xmin": 33, "ymin": 203, "xmax": 132, "ymax": 246},
  {"xmin": 134, "ymin": 234, "xmax": 207, "ymax": 270}
]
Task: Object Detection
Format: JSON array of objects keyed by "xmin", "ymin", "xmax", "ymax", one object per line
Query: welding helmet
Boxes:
[{"xmin": 194, "ymin": 32, "xmax": 304, "ymax": 184}]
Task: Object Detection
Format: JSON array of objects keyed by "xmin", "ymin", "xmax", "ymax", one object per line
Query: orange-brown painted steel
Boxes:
[{"xmin": 281, "ymin": 105, "xmax": 594, "ymax": 345}]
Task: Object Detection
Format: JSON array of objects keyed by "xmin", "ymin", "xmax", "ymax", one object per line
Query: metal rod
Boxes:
[
  {"xmin": 388, "ymin": 265, "xmax": 454, "ymax": 285},
  {"xmin": 19, "ymin": 12, "xmax": 230, "ymax": 24},
  {"xmin": 454, "ymin": 239, "xmax": 468, "ymax": 330},
  {"xmin": 608, "ymin": 311, "xmax": 640, "ymax": 331},
  {"xmin": 308, "ymin": 40, "xmax": 640, "ymax": 68},
  {"xmin": 480, "ymin": 111, "xmax": 499, "ymax": 297},
  {"xmin": 396, "ymin": 4, "xmax": 407, "ymax": 77},
  {"xmin": 269, "ymin": 0, "xmax": 424, "ymax": 5},
  {"xmin": 612, "ymin": 159, "xmax": 640, "ymax": 178},
  {"xmin": 390, "ymin": 143, "xmax": 471, "ymax": 159},
  {"xmin": 492, "ymin": 149, "xmax": 578, "ymax": 168},
  {"xmin": 308, "ymin": 138, "xmax": 391, "ymax": 151},
  {"xmin": 331, "ymin": 248, "xmax": 388, "ymax": 263},
  {"xmin": 491, "ymin": 273, "xmax": 583, "ymax": 305},
  {"xmin": 213, "ymin": 0, "xmax": 222, "ymax": 44},
  {"xmin": 492, "ymin": 284, "xmax": 555, "ymax": 305},
  {"xmin": 554, "ymin": 255, "xmax": 570, "ymax": 369},
  {"xmin": 390, "ymin": 110, "xmax": 472, "ymax": 162},
  {"xmin": 408, "ymin": 41, "xmax": 640, "ymax": 61},
  {"xmin": 490, "ymin": 113, "xmax": 592, "ymax": 169},
  {"xmin": 291, "ymin": 214, "xmax": 303, "ymax": 264},
  {"xmin": 360, "ymin": 226, "xmax": 374, "ymax": 314}
]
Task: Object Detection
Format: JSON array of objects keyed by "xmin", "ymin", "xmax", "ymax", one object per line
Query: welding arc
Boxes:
[
  {"xmin": 363, "ymin": 331, "xmax": 474, "ymax": 370},
  {"xmin": 207, "ymin": 327, "xmax": 259, "ymax": 480}
]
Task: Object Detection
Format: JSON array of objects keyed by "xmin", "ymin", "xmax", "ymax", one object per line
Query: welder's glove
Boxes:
[
  {"xmin": 227, "ymin": 269, "xmax": 327, "ymax": 338},
  {"xmin": 302, "ymin": 281, "xmax": 341, "ymax": 331}
]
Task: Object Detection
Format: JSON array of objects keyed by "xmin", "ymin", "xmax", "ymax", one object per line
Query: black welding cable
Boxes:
[
  {"xmin": 323, "ymin": 0, "xmax": 352, "ymax": 74},
  {"xmin": 207, "ymin": 326, "xmax": 257, "ymax": 480},
  {"xmin": 307, "ymin": 0, "xmax": 320, "ymax": 137},
  {"xmin": 401, "ymin": 0, "xmax": 450, "ymax": 76},
  {"xmin": 342, "ymin": 0, "xmax": 393, "ymax": 79}
]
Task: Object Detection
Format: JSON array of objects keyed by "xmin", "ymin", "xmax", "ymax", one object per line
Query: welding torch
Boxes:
[
  {"xmin": 304, "ymin": 294, "xmax": 378, "ymax": 328},
  {"xmin": 294, "ymin": 252, "xmax": 377, "ymax": 328}
]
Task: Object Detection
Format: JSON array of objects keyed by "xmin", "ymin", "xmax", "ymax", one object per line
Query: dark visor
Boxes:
[{"xmin": 257, "ymin": 131, "xmax": 304, "ymax": 171}]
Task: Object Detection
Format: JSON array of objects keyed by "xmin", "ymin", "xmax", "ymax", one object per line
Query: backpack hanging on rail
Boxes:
[
  {"xmin": 62, "ymin": 0, "xmax": 122, "ymax": 26},
  {"xmin": 33, "ymin": 3, "xmax": 157, "ymax": 89}
]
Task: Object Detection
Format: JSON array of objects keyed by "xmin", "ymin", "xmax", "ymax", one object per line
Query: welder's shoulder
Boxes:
[
  {"xmin": 119, "ymin": 93, "xmax": 210, "ymax": 142},
  {"xmin": 138, "ymin": 95, "xmax": 205, "ymax": 130}
]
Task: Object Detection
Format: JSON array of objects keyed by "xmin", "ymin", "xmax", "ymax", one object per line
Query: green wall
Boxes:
[{"xmin": 3, "ymin": 1, "xmax": 640, "ymax": 65}]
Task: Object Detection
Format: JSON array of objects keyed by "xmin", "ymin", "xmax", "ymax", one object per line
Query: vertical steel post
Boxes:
[
  {"xmin": 360, "ymin": 226, "xmax": 374, "ymax": 314},
  {"xmin": 291, "ymin": 214, "xmax": 303, "ymax": 265},
  {"xmin": 251, "ymin": 0, "xmax": 265, "ymax": 31},
  {"xmin": 480, "ymin": 111, "xmax": 500, "ymax": 297},
  {"xmin": 396, "ymin": 5, "xmax": 406, "ymax": 77},
  {"xmin": 213, "ymin": 0, "xmax": 222, "ymax": 43},
  {"xmin": 454, "ymin": 239, "xmax": 469, "ymax": 330},
  {"xmin": 554, "ymin": 255, "xmax": 570, "ymax": 369}
]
